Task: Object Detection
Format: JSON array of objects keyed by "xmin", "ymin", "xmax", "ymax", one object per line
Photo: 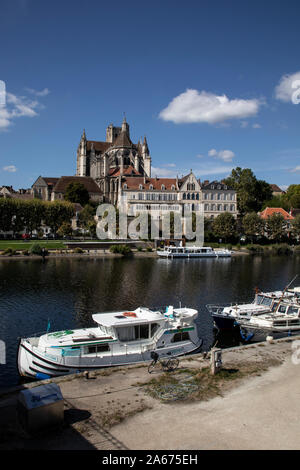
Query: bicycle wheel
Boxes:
[
  {"xmin": 166, "ymin": 358, "xmax": 179, "ymax": 371},
  {"xmin": 148, "ymin": 360, "xmax": 157, "ymax": 374}
]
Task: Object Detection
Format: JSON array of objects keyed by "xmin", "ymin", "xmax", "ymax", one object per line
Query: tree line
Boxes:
[{"xmin": 0, "ymin": 198, "xmax": 74, "ymax": 236}]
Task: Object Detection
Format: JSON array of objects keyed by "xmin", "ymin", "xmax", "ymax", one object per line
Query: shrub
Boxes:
[
  {"xmin": 30, "ymin": 243, "xmax": 48, "ymax": 256},
  {"xmin": 109, "ymin": 244, "xmax": 132, "ymax": 255},
  {"xmin": 137, "ymin": 246, "xmax": 143, "ymax": 252},
  {"xmin": 74, "ymin": 247, "xmax": 84, "ymax": 254},
  {"xmin": 21, "ymin": 250, "xmax": 29, "ymax": 256},
  {"xmin": 146, "ymin": 247, "xmax": 153, "ymax": 252}
]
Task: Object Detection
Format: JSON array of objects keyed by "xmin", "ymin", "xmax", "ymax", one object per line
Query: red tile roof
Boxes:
[
  {"xmin": 109, "ymin": 166, "xmax": 141, "ymax": 177},
  {"xmin": 270, "ymin": 184, "xmax": 284, "ymax": 193},
  {"xmin": 53, "ymin": 176, "xmax": 102, "ymax": 194},
  {"xmin": 260, "ymin": 207, "xmax": 294, "ymax": 220},
  {"xmin": 121, "ymin": 176, "xmax": 178, "ymax": 190}
]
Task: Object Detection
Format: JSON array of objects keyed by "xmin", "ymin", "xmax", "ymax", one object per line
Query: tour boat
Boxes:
[
  {"xmin": 18, "ymin": 305, "xmax": 203, "ymax": 379},
  {"xmin": 157, "ymin": 245, "xmax": 232, "ymax": 258}
]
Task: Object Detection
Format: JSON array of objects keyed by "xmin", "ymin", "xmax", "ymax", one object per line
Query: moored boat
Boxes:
[
  {"xmin": 18, "ymin": 305, "xmax": 203, "ymax": 379},
  {"xmin": 157, "ymin": 245, "xmax": 232, "ymax": 258}
]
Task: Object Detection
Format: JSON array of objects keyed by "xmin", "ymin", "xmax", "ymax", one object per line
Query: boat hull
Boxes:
[
  {"xmin": 239, "ymin": 325, "xmax": 300, "ymax": 342},
  {"xmin": 18, "ymin": 337, "xmax": 203, "ymax": 379}
]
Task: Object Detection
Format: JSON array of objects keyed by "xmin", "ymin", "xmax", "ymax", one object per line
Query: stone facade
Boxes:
[
  {"xmin": 76, "ymin": 117, "xmax": 151, "ymax": 205},
  {"xmin": 201, "ymin": 181, "xmax": 238, "ymax": 219}
]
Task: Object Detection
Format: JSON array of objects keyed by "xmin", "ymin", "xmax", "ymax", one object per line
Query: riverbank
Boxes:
[{"xmin": 0, "ymin": 336, "xmax": 298, "ymax": 450}]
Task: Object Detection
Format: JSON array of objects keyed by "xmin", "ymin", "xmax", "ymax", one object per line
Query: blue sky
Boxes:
[{"xmin": 0, "ymin": 0, "xmax": 300, "ymax": 190}]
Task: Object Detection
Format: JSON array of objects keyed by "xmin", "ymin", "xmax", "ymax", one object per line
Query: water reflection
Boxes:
[{"xmin": 0, "ymin": 255, "xmax": 299, "ymax": 388}]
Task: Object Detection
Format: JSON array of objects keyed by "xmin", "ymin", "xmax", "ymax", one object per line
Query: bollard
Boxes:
[{"xmin": 210, "ymin": 348, "xmax": 222, "ymax": 375}]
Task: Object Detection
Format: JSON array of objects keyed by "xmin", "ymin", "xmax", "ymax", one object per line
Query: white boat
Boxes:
[
  {"xmin": 239, "ymin": 310, "xmax": 300, "ymax": 341},
  {"xmin": 208, "ymin": 279, "xmax": 300, "ymax": 335},
  {"xmin": 18, "ymin": 306, "xmax": 203, "ymax": 379},
  {"xmin": 157, "ymin": 245, "xmax": 232, "ymax": 258}
]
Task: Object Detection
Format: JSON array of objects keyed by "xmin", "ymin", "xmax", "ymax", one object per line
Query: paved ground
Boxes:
[
  {"xmin": 1, "ymin": 337, "xmax": 299, "ymax": 450},
  {"xmin": 112, "ymin": 356, "xmax": 300, "ymax": 450}
]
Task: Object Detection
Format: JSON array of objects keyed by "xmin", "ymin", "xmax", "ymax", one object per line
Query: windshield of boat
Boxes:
[{"xmin": 256, "ymin": 295, "xmax": 273, "ymax": 306}]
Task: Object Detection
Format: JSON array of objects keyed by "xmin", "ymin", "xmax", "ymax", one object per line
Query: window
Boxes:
[
  {"xmin": 149, "ymin": 184, "xmax": 153, "ymax": 190},
  {"xmin": 123, "ymin": 184, "xmax": 127, "ymax": 189},
  {"xmin": 161, "ymin": 184, "xmax": 165, "ymax": 190},
  {"xmin": 87, "ymin": 344, "xmax": 110, "ymax": 354},
  {"xmin": 171, "ymin": 331, "xmax": 190, "ymax": 342},
  {"xmin": 139, "ymin": 184, "xmax": 143, "ymax": 190},
  {"xmin": 171, "ymin": 185, "xmax": 175, "ymax": 190}
]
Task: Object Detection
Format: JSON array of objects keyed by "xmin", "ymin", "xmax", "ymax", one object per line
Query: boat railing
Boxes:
[{"xmin": 206, "ymin": 304, "xmax": 232, "ymax": 314}]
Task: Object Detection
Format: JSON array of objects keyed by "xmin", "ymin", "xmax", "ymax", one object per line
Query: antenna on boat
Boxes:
[
  {"xmin": 275, "ymin": 274, "xmax": 299, "ymax": 313},
  {"xmin": 179, "ymin": 300, "xmax": 182, "ymax": 308}
]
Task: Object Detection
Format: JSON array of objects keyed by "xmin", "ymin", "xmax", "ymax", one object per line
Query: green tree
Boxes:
[
  {"xmin": 224, "ymin": 167, "xmax": 272, "ymax": 215},
  {"xmin": 44, "ymin": 201, "xmax": 74, "ymax": 235},
  {"xmin": 212, "ymin": 212, "xmax": 237, "ymax": 242},
  {"xmin": 242, "ymin": 212, "xmax": 264, "ymax": 243},
  {"xmin": 0, "ymin": 198, "xmax": 15, "ymax": 233},
  {"xmin": 57, "ymin": 221, "xmax": 73, "ymax": 238},
  {"xmin": 265, "ymin": 213, "xmax": 286, "ymax": 242},
  {"xmin": 291, "ymin": 214, "xmax": 300, "ymax": 240},
  {"xmin": 285, "ymin": 185, "xmax": 300, "ymax": 209},
  {"xmin": 65, "ymin": 182, "xmax": 90, "ymax": 206}
]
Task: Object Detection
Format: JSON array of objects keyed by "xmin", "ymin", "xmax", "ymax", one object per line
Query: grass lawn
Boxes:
[{"xmin": 0, "ymin": 240, "xmax": 65, "ymax": 250}]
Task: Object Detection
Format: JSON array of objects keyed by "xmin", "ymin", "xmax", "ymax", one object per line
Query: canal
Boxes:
[{"xmin": 0, "ymin": 254, "xmax": 299, "ymax": 388}]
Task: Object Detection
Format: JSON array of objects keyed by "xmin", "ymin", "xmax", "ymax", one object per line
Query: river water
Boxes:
[{"xmin": 0, "ymin": 254, "xmax": 299, "ymax": 388}]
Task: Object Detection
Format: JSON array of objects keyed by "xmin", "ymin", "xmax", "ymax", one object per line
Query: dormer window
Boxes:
[
  {"xmin": 161, "ymin": 184, "xmax": 165, "ymax": 190},
  {"xmin": 149, "ymin": 184, "xmax": 153, "ymax": 190},
  {"xmin": 123, "ymin": 184, "xmax": 128, "ymax": 190},
  {"xmin": 171, "ymin": 185, "xmax": 175, "ymax": 190},
  {"xmin": 139, "ymin": 184, "xmax": 143, "ymax": 190}
]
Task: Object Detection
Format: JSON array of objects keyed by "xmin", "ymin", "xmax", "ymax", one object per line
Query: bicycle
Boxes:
[{"xmin": 148, "ymin": 355, "xmax": 179, "ymax": 374}]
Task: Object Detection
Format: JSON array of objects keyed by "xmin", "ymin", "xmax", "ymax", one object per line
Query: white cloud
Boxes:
[
  {"xmin": 0, "ymin": 89, "xmax": 47, "ymax": 131},
  {"xmin": 3, "ymin": 165, "xmax": 17, "ymax": 172},
  {"xmin": 159, "ymin": 89, "xmax": 261, "ymax": 124},
  {"xmin": 163, "ymin": 163, "xmax": 176, "ymax": 168},
  {"xmin": 25, "ymin": 87, "xmax": 50, "ymax": 97},
  {"xmin": 240, "ymin": 121, "xmax": 248, "ymax": 128},
  {"xmin": 252, "ymin": 123, "xmax": 261, "ymax": 128},
  {"xmin": 194, "ymin": 165, "xmax": 234, "ymax": 177},
  {"xmin": 208, "ymin": 148, "xmax": 235, "ymax": 162},
  {"xmin": 151, "ymin": 166, "xmax": 178, "ymax": 177},
  {"xmin": 290, "ymin": 165, "xmax": 300, "ymax": 173},
  {"xmin": 275, "ymin": 71, "xmax": 300, "ymax": 103}
]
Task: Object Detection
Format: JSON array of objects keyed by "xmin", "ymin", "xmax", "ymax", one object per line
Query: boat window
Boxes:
[
  {"xmin": 135, "ymin": 324, "xmax": 149, "ymax": 339},
  {"xmin": 256, "ymin": 295, "xmax": 264, "ymax": 304},
  {"xmin": 117, "ymin": 326, "xmax": 136, "ymax": 341},
  {"xmin": 87, "ymin": 344, "xmax": 110, "ymax": 354},
  {"xmin": 150, "ymin": 323, "xmax": 160, "ymax": 337},
  {"xmin": 271, "ymin": 302, "xmax": 279, "ymax": 312},
  {"xmin": 117, "ymin": 324, "xmax": 150, "ymax": 341},
  {"xmin": 278, "ymin": 304, "xmax": 287, "ymax": 314},
  {"xmin": 261, "ymin": 296, "xmax": 272, "ymax": 306},
  {"xmin": 171, "ymin": 331, "xmax": 190, "ymax": 343},
  {"xmin": 287, "ymin": 306, "xmax": 299, "ymax": 315},
  {"xmin": 273, "ymin": 320, "xmax": 287, "ymax": 326}
]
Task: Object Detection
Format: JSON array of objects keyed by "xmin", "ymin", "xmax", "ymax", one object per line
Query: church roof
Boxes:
[
  {"xmin": 53, "ymin": 176, "xmax": 102, "ymax": 194},
  {"xmin": 86, "ymin": 141, "xmax": 112, "ymax": 153},
  {"xmin": 109, "ymin": 166, "xmax": 141, "ymax": 177},
  {"xmin": 112, "ymin": 131, "xmax": 133, "ymax": 148}
]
